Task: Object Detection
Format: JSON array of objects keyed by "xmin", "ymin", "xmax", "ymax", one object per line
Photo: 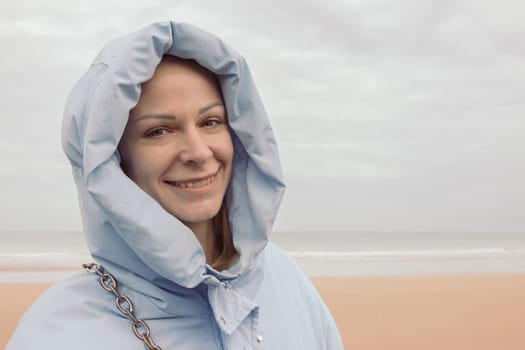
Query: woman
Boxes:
[{"xmin": 7, "ymin": 21, "xmax": 343, "ymax": 349}]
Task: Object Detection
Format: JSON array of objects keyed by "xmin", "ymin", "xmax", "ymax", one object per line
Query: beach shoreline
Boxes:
[{"xmin": 3, "ymin": 230, "xmax": 525, "ymax": 279}]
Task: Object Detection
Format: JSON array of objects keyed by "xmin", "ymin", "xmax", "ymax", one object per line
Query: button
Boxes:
[
  {"xmin": 219, "ymin": 316, "xmax": 227, "ymax": 325},
  {"xmin": 256, "ymin": 335, "xmax": 264, "ymax": 344}
]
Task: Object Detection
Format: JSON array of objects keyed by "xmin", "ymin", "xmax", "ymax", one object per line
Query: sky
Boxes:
[{"xmin": 1, "ymin": 0, "xmax": 524, "ymax": 233}]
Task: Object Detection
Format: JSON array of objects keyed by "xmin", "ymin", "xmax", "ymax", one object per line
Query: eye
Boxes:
[
  {"xmin": 145, "ymin": 128, "xmax": 169, "ymax": 138},
  {"xmin": 201, "ymin": 118, "xmax": 223, "ymax": 128}
]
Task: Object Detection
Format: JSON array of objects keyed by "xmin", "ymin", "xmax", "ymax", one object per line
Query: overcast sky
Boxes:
[{"xmin": 1, "ymin": 0, "xmax": 524, "ymax": 233}]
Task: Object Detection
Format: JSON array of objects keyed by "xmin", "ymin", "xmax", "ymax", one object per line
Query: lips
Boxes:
[{"xmin": 165, "ymin": 169, "xmax": 219, "ymax": 189}]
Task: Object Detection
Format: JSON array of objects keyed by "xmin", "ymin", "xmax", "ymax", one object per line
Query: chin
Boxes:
[{"xmin": 170, "ymin": 206, "xmax": 221, "ymax": 225}]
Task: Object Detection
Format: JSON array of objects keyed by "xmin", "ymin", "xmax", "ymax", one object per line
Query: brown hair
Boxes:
[{"xmin": 210, "ymin": 198, "xmax": 239, "ymax": 270}]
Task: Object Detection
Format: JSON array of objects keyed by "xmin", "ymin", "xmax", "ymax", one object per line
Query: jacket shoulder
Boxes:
[
  {"xmin": 259, "ymin": 242, "xmax": 344, "ymax": 349},
  {"xmin": 262, "ymin": 242, "xmax": 315, "ymax": 293},
  {"xmin": 6, "ymin": 273, "xmax": 137, "ymax": 350}
]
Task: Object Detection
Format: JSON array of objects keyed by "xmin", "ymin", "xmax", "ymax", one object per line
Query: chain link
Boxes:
[{"xmin": 83, "ymin": 263, "xmax": 163, "ymax": 350}]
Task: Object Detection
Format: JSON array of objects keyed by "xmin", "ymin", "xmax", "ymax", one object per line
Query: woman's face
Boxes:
[{"xmin": 119, "ymin": 58, "xmax": 233, "ymax": 228}]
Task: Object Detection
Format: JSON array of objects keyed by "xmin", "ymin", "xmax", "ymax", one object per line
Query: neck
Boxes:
[{"xmin": 187, "ymin": 220, "xmax": 217, "ymax": 264}]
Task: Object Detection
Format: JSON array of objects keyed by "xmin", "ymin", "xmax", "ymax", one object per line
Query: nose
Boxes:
[{"xmin": 178, "ymin": 128, "xmax": 213, "ymax": 165}]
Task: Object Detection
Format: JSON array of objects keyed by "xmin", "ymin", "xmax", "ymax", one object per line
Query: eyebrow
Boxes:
[
  {"xmin": 132, "ymin": 102, "xmax": 224, "ymax": 123},
  {"xmin": 131, "ymin": 114, "xmax": 177, "ymax": 123},
  {"xmin": 198, "ymin": 101, "xmax": 224, "ymax": 115}
]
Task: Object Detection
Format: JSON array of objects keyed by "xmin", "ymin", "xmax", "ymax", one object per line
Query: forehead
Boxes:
[
  {"xmin": 132, "ymin": 57, "xmax": 223, "ymax": 113},
  {"xmin": 144, "ymin": 56, "xmax": 219, "ymax": 91}
]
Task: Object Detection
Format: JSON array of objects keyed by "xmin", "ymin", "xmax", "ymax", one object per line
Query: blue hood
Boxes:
[{"xmin": 62, "ymin": 21, "xmax": 285, "ymax": 292}]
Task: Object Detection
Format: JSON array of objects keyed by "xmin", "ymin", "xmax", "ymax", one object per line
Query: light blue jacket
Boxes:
[{"xmin": 7, "ymin": 21, "xmax": 343, "ymax": 350}]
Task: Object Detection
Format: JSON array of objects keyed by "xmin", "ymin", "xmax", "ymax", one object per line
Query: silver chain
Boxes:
[{"xmin": 82, "ymin": 262, "xmax": 163, "ymax": 350}]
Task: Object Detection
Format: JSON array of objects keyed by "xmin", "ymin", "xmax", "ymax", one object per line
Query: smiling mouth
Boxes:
[{"xmin": 165, "ymin": 171, "xmax": 218, "ymax": 189}]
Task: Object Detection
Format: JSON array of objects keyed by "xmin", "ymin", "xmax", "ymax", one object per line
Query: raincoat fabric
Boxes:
[{"xmin": 7, "ymin": 21, "xmax": 343, "ymax": 350}]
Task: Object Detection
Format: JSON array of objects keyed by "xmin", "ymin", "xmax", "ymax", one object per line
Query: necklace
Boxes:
[{"xmin": 82, "ymin": 262, "xmax": 163, "ymax": 350}]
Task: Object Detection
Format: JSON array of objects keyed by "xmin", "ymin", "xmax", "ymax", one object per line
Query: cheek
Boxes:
[
  {"xmin": 219, "ymin": 133, "xmax": 234, "ymax": 165},
  {"xmin": 207, "ymin": 131, "xmax": 233, "ymax": 165},
  {"xmin": 219, "ymin": 136, "xmax": 234, "ymax": 186},
  {"xmin": 121, "ymin": 146, "xmax": 165, "ymax": 184}
]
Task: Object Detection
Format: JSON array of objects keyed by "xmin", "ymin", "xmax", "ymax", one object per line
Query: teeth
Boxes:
[{"xmin": 175, "ymin": 176, "xmax": 214, "ymax": 189}]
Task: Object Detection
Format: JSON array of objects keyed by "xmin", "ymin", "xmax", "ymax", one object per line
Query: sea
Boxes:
[{"xmin": 1, "ymin": 230, "xmax": 525, "ymax": 282}]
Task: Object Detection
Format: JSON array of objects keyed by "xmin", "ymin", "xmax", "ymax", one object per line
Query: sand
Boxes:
[
  {"xmin": 2, "ymin": 274, "xmax": 525, "ymax": 349},
  {"xmin": 312, "ymin": 274, "xmax": 525, "ymax": 350}
]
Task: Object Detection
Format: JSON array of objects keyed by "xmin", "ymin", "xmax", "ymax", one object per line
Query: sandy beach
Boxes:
[
  {"xmin": 312, "ymin": 274, "xmax": 525, "ymax": 350},
  {"xmin": 2, "ymin": 274, "xmax": 525, "ymax": 349}
]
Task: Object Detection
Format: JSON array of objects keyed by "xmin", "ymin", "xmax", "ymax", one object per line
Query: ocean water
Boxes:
[{"xmin": 1, "ymin": 230, "xmax": 525, "ymax": 282}]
